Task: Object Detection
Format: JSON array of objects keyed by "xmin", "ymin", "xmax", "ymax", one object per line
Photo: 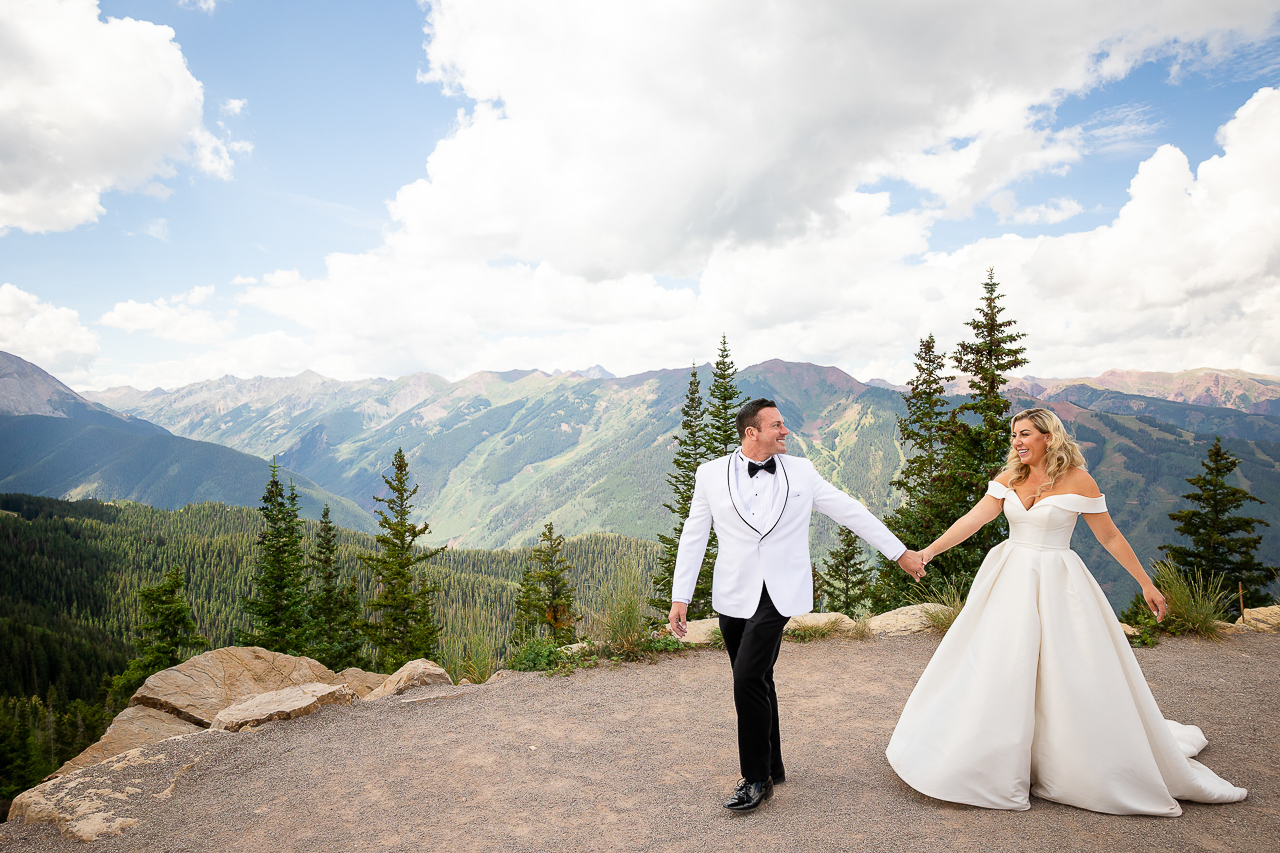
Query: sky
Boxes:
[{"xmin": 2, "ymin": 0, "xmax": 1280, "ymax": 392}]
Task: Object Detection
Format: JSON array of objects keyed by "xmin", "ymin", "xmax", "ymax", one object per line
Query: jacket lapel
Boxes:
[
  {"xmin": 759, "ymin": 455, "xmax": 790, "ymax": 540},
  {"xmin": 725, "ymin": 452, "xmax": 762, "ymax": 536}
]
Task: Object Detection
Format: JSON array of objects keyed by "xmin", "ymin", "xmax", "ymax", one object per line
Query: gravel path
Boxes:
[{"xmin": 4, "ymin": 633, "xmax": 1277, "ymax": 853}]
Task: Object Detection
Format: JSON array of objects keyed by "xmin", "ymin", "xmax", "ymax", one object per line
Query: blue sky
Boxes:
[{"xmin": 2, "ymin": 1, "xmax": 1279, "ymax": 389}]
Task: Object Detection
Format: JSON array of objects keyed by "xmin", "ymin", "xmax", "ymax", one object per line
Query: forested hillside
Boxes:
[
  {"xmin": 0, "ymin": 494, "xmax": 661, "ymax": 704},
  {"xmin": 0, "ymin": 415, "xmax": 376, "ymax": 533}
]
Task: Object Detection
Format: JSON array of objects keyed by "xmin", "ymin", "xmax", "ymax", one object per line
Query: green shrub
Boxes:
[
  {"xmin": 1119, "ymin": 592, "xmax": 1161, "ymax": 647},
  {"xmin": 505, "ymin": 636, "xmax": 565, "ymax": 672},
  {"xmin": 847, "ymin": 602, "xmax": 875, "ymax": 641}
]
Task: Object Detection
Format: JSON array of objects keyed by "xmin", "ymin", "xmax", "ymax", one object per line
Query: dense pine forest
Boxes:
[{"xmin": 0, "ymin": 493, "xmax": 659, "ymax": 806}]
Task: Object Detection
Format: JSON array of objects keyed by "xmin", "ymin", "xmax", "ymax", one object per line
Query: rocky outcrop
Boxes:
[
  {"xmin": 786, "ymin": 612, "xmax": 857, "ymax": 631},
  {"xmin": 1237, "ymin": 605, "xmax": 1280, "ymax": 632},
  {"xmin": 130, "ymin": 646, "xmax": 341, "ymax": 726},
  {"xmin": 336, "ymin": 667, "xmax": 389, "ymax": 698},
  {"xmin": 364, "ymin": 659, "xmax": 453, "ymax": 700},
  {"xmin": 673, "ymin": 617, "xmax": 720, "ymax": 645},
  {"xmin": 53, "ymin": 705, "xmax": 202, "ymax": 777},
  {"xmin": 9, "ymin": 732, "xmax": 231, "ymax": 841},
  {"xmin": 867, "ymin": 604, "xmax": 936, "ymax": 636},
  {"xmin": 211, "ymin": 683, "xmax": 358, "ymax": 732}
]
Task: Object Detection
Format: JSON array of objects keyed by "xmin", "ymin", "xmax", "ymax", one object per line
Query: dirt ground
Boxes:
[{"xmin": 3, "ymin": 632, "xmax": 1277, "ymax": 853}]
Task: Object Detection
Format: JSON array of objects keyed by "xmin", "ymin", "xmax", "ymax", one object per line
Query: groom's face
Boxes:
[{"xmin": 745, "ymin": 407, "xmax": 788, "ymax": 456}]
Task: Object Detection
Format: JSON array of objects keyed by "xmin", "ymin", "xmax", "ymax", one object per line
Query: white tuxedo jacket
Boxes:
[{"xmin": 672, "ymin": 453, "xmax": 907, "ymax": 618}]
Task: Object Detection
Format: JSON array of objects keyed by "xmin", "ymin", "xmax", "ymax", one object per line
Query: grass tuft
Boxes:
[
  {"xmin": 906, "ymin": 578, "xmax": 968, "ymax": 634},
  {"xmin": 1153, "ymin": 561, "xmax": 1229, "ymax": 642}
]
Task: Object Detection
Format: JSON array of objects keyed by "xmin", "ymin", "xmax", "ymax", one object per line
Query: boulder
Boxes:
[
  {"xmin": 336, "ymin": 667, "xmax": 390, "ymax": 698},
  {"xmin": 8, "ymin": 730, "xmax": 232, "ymax": 842},
  {"xmin": 1119, "ymin": 623, "xmax": 1139, "ymax": 637},
  {"xmin": 211, "ymin": 682, "xmax": 357, "ymax": 732},
  {"xmin": 53, "ymin": 705, "xmax": 202, "ymax": 776},
  {"xmin": 1237, "ymin": 604, "xmax": 1280, "ymax": 633},
  {"xmin": 363, "ymin": 659, "xmax": 453, "ymax": 700},
  {"xmin": 130, "ymin": 647, "xmax": 340, "ymax": 727},
  {"xmin": 867, "ymin": 604, "xmax": 936, "ymax": 636}
]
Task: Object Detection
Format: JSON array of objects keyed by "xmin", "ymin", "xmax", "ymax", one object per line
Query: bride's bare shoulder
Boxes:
[
  {"xmin": 993, "ymin": 471, "xmax": 1016, "ymax": 486},
  {"xmin": 1060, "ymin": 466, "xmax": 1102, "ymax": 498}
]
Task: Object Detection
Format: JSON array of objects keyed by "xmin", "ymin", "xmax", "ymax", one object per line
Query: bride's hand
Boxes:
[{"xmin": 1144, "ymin": 586, "xmax": 1167, "ymax": 622}]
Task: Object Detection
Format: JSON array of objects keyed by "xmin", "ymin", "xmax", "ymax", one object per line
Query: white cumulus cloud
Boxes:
[
  {"xmin": 0, "ymin": 0, "xmax": 249, "ymax": 233},
  {"xmin": 83, "ymin": 2, "xmax": 1280, "ymax": 388},
  {"xmin": 99, "ymin": 286, "xmax": 232, "ymax": 345},
  {"xmin": 0, "ymin": 283, "xmax": 100, "ymax": 377}
]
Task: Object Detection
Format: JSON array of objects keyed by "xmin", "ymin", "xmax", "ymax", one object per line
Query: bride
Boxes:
[{"xmin": 886, "ymin": 407, "xmax": 1247, "ymax": 816}]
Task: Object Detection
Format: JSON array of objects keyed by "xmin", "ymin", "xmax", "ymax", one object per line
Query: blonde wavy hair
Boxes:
[{"xmin": 1001, "ymin": 407, "xmax": 1087, "ymax": 497}]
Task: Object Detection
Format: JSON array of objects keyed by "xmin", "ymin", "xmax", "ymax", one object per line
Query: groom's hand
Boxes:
[
  {"xmin": 897, "ymin": 550, "xmax": 927, "ymax": 582},
  {"xmin": 668, "ymin": 602, "xmax": 688, "ymax": 638}
]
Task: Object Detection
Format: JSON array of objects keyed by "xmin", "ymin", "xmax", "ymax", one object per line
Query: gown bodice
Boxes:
[{"xmin": 985, "ymin": 480, "xmax": 1107, "ymax": 551}]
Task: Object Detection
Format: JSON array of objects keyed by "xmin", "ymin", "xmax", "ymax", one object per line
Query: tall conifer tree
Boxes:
[
  {"xmin": 875, "ymin": 335, "xmax": 963, "ymax": 608},
  {"xmin": 514, "ymin": 522, "xmax": 580, "ymax": 645},
  {"xmin": 651, "ymin": 366, "xmax": 716, "ymax": 619},
  {"xmin": 705, "ymin": 335, "xmax": 746, "ymax": 457},
  {"xmin": 362, "ymin": 448, "xmax": 444, "ymax": 672},
  {"xmin": 242, "ymin": 461, "xmax": 309, "ymax": 653},
  {"xmin": 109, "ymin": 566, "xmax": 207, "ymax": 708},
  {"xmin": 943, "ymin": 269, "xmax": 1028, "ymax": 588},
  {"xmin": 817, "ymin": 529, "xmax": 874, "ymax": 615},
  {"xmin": 1162, "ymin": 437, "xmax": 1275, "ymax": 613},
  {"xmin": 304, "ymin": 505, "xmax": 369, "ymax": 671}
]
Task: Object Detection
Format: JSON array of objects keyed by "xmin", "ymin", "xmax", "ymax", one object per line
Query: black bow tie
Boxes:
[{"xmin": 747, "ymin": 457, "xmax": 776, "ymax": 478}]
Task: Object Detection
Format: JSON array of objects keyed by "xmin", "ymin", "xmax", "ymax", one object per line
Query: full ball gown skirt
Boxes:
[{"xmin": 885, "ymin": 481, "xmax": 1247, "ymax": 816}]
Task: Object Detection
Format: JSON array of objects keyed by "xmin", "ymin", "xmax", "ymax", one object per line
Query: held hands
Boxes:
[
  {"xmin": 1144, "ymin": 585, "xmax": 1168, "ymax": 622},
  {"xmin": 668, "ymin": 601, "xmax": 689, "ymax": 638},
  {"xmin": 897, "ymin": 550, "xmax": 927, "ymax": 582}
]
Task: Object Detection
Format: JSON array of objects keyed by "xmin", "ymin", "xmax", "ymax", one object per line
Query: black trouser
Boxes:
[{"xmin": 719, "ymin": 584, "xmax": 788, "ymax": 784}]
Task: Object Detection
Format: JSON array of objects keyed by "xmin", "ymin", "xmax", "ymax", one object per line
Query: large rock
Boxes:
[
  {"xmin": 337, "ymin": 667, "xmax": 389, "ymax": 698},
  {"xmin": 130, "ymin": 646, "xmax": 340, "ymax": 727},
  {"xmin": 53, "ymin": 705, "xmax": 202, "ymax": 776},
  {"xmin": 1237, "ymin": 604, "xmax": 1280, "ymax": 633},
  {"xmin": 868, "ymin": 604, "xmax": 936, "ymax": 636},
  {"xmin": 211, "ymin": 682, "xmax": 357, "ymax": 732},
  {"xmin": 363, "ymin": 659, "xmax": 452, "ymax": 700},
  {"xmin": 8, "ymin": 733, "xmax": 231, "ymax": 841}
]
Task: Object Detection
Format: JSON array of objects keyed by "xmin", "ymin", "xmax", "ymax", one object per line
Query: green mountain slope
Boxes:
[{"xmin": 0, "ymin": 415, "xmax": 376, "ymax": 534}]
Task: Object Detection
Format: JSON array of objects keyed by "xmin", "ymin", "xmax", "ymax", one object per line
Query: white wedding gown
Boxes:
[{"xmin": 886, "ymin": 481, "xmax": 1247, "ymax": 816}]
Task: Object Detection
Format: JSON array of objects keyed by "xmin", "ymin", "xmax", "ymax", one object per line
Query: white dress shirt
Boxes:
[{"xmin": 733, "ymin": 449, "xmax": 781, "ymax": 525}]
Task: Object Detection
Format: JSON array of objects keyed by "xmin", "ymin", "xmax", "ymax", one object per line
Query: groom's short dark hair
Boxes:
[{"xmin": 737, "ymin": 398, "xmax": 778, "ymax": 440}]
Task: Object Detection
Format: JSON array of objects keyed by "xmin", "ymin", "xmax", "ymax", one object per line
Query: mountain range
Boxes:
[
  {"xmin": 0, "ymin": 353, "xmax": 376, "ymax": 533},
  {"xmin": 3, "ymin": 349, "xmax": 1278, "ymax": 608}
]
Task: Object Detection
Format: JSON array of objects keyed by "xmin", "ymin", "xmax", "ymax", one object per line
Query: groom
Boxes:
[{"xmin": 668, "ymin": 398, "xmax": 926, "ymax": 811}]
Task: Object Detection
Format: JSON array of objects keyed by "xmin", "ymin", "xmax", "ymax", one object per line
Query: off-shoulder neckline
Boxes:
[{"xmin": 987, "ymin": 480, "xmax": 1105, "ymax": 511}]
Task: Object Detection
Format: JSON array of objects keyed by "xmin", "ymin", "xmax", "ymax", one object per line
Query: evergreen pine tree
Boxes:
[
  {"xmin": 1161, "ymin": 437, "xmax": 1274, "ymax": 614},
  {"xmin": 514, "ymin": 522, "xmax": 580, "ymax": 646},
  {"xmin": 362, "ymin": 448, "xmax": 444, "ymax": 672},
  {"xmin": 303, "ymin": 505, "xmax": 369, "ymax": 671},
  {"xmin": 873, "ymin": 335, "xmax": 963, "ymax": 609},
  {"xmin": 817, "ymin": 528, "xmax": 875, "ymax": 615},
  {"xmin": 651, "ymin": 365, "xmax": 716, "ymax": 619},
  {"xmin": 241, "ymin": 461, "xmax": 309, "ymax": 654},
  {"xmin": 944, "ymin": 268, "xmax": 1028, "ymax": 589},
  {"xmin": 108, "ymin": 566, "xmax": 207, "ymax": 708},
  {"xmin": 705, "ymin": 335, "xmax": 746, "ymax": 457}
]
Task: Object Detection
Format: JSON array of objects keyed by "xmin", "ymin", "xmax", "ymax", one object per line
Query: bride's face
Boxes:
[{"xmin": 1011, "ymin": 419, "xmax": 1049, "ymax": 467}]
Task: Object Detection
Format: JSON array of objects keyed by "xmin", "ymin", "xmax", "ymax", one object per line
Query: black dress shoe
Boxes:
[{"xmin": 724, "ymin": 777, "xmax": 774, "ymax": 811}]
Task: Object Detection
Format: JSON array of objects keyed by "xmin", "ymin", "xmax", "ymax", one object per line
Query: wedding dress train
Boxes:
[{"xmin": 886, "ymin": 481, "xmax": 1247, "ymax": 816}]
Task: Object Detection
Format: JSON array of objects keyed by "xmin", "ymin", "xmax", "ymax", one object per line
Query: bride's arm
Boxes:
[
  {"xmin": 1083, "ymin": 512, "xmax": 1167, "ymax": 621},
  {"xmin": 919, "ymin": 495, "xmax": 1005, "ymax": 563}
]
